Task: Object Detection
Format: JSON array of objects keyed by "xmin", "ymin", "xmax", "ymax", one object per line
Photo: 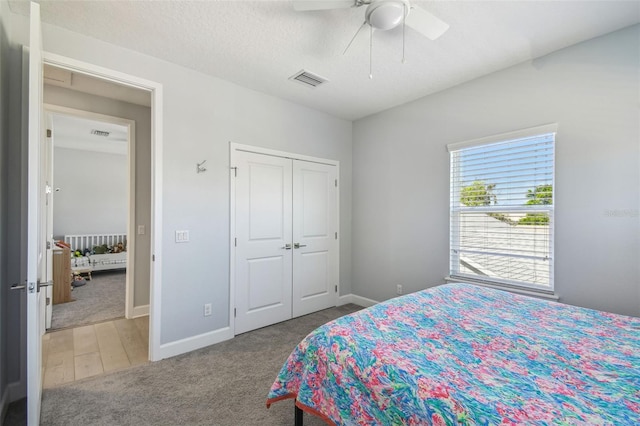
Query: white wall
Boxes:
[
  {"xmin": 52, "ymin": 147, "xmax": 127, "ymax": 238},
  {"xmin": 353, "ymin": 25, "xmax": 640, "ymax": 317},
  {"xmin": 11, "ymin": 14, "xmax": 353, "ymax": 347}
]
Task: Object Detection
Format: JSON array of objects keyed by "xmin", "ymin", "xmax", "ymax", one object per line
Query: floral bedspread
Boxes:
[{"xmin": 267, "ymin": 283, "xmax": 640, "ymax": 425}]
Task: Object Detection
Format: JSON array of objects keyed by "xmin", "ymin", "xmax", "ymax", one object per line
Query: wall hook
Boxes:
[{"xmin": 197, "ymin": 160, "xmax": 207, "ymax": 173}]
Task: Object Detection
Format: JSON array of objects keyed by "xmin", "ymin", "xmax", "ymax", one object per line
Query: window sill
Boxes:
[{"xmin": 444, "ymin": 276, "xmax": 560, "ymax": 301}]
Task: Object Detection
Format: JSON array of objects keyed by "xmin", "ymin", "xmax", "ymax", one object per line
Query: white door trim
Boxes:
[
  {"xmin": 229, "ymin": 143, "xmax": 340, "ymax": 335},
  {"xmin": 43, "ymin": 111, "xmax": 54, "ymax": 330},
  {"xmin": 231, "ymin": 143, "xmax": 339, "ymax": 167},
  {"xmin": 42, "ymin": 52, "xmax": 164, "ymax": 362},
  {"xmin": 43, "ymin": 104, "xmax": 137, "ymax": 320}
]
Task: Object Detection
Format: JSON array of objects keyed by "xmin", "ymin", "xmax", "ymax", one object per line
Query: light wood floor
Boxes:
[{"xmin": 42, "ymin": 316, "xmax": 149, "ymax": 388}]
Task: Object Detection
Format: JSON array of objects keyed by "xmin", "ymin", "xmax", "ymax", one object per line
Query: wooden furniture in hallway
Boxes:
[{"xmin": 52, "ymin": 246, "xmax": 72, "ymax": 304}]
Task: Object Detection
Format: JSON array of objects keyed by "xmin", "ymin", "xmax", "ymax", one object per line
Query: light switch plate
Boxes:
[
  {"xmin": 137, "ymin": 225, "xmax": 145, "ymax": 235},
  {"xmin": 175, "ymin": 230, "xmax": 189, "ymax": 243}
]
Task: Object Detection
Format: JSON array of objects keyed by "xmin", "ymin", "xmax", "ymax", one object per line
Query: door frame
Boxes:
[
  {"xmin": 42, "ymin": 110, "xmax": 54, "ymax": 330},
  {"xmin": 43, "ymin": 104, "xmax": 137, "ymax": 320},
  {"xmin": 42, "ymin": 52, "xmax": 164, "ymax": 361},
  {"xmin": 229, "ymin": 143, "xmax": 340, "ymax": 335}
]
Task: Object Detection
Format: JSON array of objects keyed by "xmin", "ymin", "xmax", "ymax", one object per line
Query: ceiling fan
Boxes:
[{"xmin": 293, "ymin": 0, "xmax": 450, "ymax": 78}]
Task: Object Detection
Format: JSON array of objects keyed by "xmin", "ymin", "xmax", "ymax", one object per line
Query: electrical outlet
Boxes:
[
  {"xmin": 204, "ymin": 303, "xmax": 212, "ymax": 317},
  {"xmin": 396, "ymin": 284, "xmax": 403, "ymax": 295}
]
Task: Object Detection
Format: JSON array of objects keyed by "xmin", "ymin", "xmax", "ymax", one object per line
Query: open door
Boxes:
[{"xmin": 27, "ymin": 1, "xmax": 44, "ymax": 423}]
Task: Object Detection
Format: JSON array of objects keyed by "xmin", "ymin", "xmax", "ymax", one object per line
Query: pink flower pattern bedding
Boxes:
[{"xmin": 267, "ymin": 283, "xmax": 640, "ymax": 425}]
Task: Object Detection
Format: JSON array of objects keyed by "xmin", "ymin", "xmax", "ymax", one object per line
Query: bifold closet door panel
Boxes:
[
  {"xmin": 234, "ymin": 151, "xmax": 293, "ymax": 335},
  {"xmin": 292, "ymin": 160, "xmax": 338, "ymax": 318}
]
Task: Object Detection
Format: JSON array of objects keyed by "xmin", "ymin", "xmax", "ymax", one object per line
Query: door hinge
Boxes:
[
  {"xmin": 46, "ymin": 129, "xmax": 52, "ymax": 138},
  {"xmin": 234, "ymin": 238, "xmax": 237, "ymax": 247},
  {"xmin": 152, "ymin": 254, "xmax": 155, "ymax": 261},
  {"xmin": 335, "ymin": 179, "xmax": 337, "ymax": 187},
  {"xmin": 230, "ymin": 166, "xmax": 237, "ymax": 177},
  {"xmin": 335, "ymin": 285, "xmax": 338, "ymax": 293},
  {"xmin": 234, "ymin": 308, "xmax": 236, "ymax": 317},
  {"xmin": 46, "ymin": 240, "xmax": 51, "ymax": 249},
  {"xmin": 335, "ymin": 232, "xmax": 338, "ymax": 240},
  {"xmin": 46, "ymin": 297, "xmax": 50, "ymax": 306}
]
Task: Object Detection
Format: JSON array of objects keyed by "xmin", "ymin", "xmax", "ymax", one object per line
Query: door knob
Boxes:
[
  {"xmin": 10, "ymin": 283, "xmax": 26, "ymax": 291},
  {"xmin": 294, "ymin": 243, "xmax": 307, "ymax": 249},
  {"xmin": 280, "ymin": 244, "xmax": 292, "ymax": 250}
]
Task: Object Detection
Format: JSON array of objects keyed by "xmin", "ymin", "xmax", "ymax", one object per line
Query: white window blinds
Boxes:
[{"xmin": 449, "ymin": 125, "xmax": 556, "ymax": 291}]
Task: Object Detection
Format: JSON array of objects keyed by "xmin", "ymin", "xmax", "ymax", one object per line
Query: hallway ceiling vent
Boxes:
[
  {"xmin": 91, "ymin": 129, "xmax": 111, "ymax": 137},
  {"xmin": 289, "ymin": 69, "xmax": 328, "ymax": 88}
]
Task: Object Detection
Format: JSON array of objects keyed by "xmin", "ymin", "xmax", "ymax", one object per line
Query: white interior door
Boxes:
[
  {"xmin": 292, "ymin": 160, "xmax": 338, "ymax": 317},
  {"xmin": 234, "ymin": 151, "xmax": 293, "ymax": 334},
  {"xmin": 27, "ymin": 1, "xmax": 44, "ymax": 424}
]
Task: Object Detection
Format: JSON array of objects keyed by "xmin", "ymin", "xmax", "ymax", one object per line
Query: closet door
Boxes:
[
  {"xmin": 235, "ymin": 151, "xmax": 293, "ymax": 334},
  {"xmin": 292, "ymin": 160, "xmax": 338, "ymax": 317}
]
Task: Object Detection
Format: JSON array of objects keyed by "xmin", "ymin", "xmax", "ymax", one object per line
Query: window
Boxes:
[{"xmin": 448, "ymin": 124, "xmax": 556, "ymax": 291}]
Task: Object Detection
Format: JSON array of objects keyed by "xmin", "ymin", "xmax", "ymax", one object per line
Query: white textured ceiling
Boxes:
[
  {"xmin": 51, "ymin": 113, "xmax": 128, "ymax": 155},
  {"xmin": 11, "ymin": 0, "xmax": 640, "ymax": 120}
]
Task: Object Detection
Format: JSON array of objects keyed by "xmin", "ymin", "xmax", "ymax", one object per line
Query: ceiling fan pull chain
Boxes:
[{"xmin": 369, "ymin": 24, "xmax": 373, "ymax": 79}]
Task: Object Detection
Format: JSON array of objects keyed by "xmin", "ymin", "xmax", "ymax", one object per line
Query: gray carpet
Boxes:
[
  {"xmin": 51, "ymin": 270, "xmax": 126, "ymax": 330},
  {"xmin": 40, "ymin": 304, "xmax": 362, "ymax": 426}
]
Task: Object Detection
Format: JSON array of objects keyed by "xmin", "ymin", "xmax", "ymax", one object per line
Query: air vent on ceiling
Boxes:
[
  {"xmin": 289, "ymin": 69, "xmax": 328, "ymax": 88},
  {"xmin": 91, "ymin": 129, "xmax": 110, "ymax": 137}
]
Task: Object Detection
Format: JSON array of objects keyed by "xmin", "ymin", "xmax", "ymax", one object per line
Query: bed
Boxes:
[
  {"xmin": 267, "ymin": 283, "xmax": 640, "ymax": 425},
  {"xmin": 65, "ymin": 233, "xmax": 128, "ymax": 272}
]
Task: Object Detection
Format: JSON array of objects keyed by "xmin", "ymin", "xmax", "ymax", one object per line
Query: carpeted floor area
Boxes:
[
  {"xmin": 51, "ymin": 270, "xmax": 126, "ymax": 330},
  {"xmin": 39, "ymin": 304, "xmax": 362, "ymax": 426}
]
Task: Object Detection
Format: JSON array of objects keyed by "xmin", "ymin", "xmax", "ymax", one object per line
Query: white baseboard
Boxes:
[
  {"xmin": 131, "ymin": 304, "xmax": 149, "ymax": 318},
  {"xmin": 0, "ymin": 383, "xmax": 22, "ymax": 422},
  {"xmin": 155, "ymin": 327, "xmax": 233, "ymax": 360},
  {"xmin": 155, "ymin": 296, "xmax": 382, "ymax": 361},
  {"xmin": 7, "ymin": 381, "xmax": 25, "ymax": 403},
  {"xmin": 350, "ymin": 294, "xmax": 379, "ymax": 307},
  {"xmin": 336, "ymin": 294, "xmax": 353, "ymax": 306},
  {"xmin": 337, "ymin": 294, "xmax": 379, "ymax": 308}
]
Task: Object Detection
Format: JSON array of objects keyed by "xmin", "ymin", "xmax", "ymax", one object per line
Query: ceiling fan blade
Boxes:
[
  {"xmin": 405, "ymin": 5, "xmax": 449, "ymax": 40},
  {"xmin": 293, "ymin": 0, "xmax": 355, "ymax": 12}
]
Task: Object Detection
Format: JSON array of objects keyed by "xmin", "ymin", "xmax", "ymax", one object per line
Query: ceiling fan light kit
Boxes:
[
  {"xmin": 365, "ymin": 0, "xmax": 408, "ymax": 31},
  {"xmin": 293, "ymin": 0, "xmax": 449, "ymax": 78}
]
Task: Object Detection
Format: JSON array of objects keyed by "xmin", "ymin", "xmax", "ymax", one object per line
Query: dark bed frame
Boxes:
[{"xmin": 294, "ymin": 404, "xmax": 303, "ymax": 426}]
